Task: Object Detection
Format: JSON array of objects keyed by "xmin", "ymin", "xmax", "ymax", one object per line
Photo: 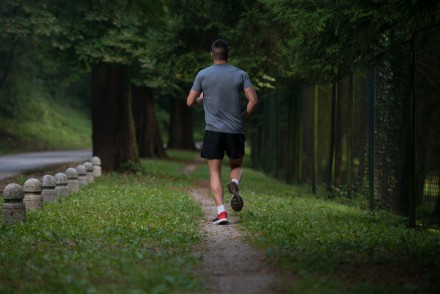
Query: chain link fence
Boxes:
[{"xmin": 252, "ymin": 25, "xmax": 440, "ymax": 228}]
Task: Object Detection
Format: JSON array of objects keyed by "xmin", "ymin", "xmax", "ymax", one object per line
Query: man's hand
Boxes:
[
  {"xmin": 242, "ymin": 87, "xmax": 258, "ymax": 120},
  {"xmin": 195, "ymin": 95, "xmax": 204, "ymax": 106},
  {"xmin": 187, "ymin": 90, "xmax": 203, "ymax": 107},
  {"xmin": 242, "ymin": 110, "xmax": 249, "ymax": 121}
]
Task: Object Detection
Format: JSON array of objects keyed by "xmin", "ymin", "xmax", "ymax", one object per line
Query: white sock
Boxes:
[
  {"xmin": 232, "ymin": 179, "xmax": 239, "ymax": 185},
  {"xmin": 217, "ymin": 205, "xmax": 226, "ymax": 214}
]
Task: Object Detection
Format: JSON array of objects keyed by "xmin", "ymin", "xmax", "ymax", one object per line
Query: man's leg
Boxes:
[
  {"xmin": 207, "ymin": 159, "xmax": 229, "ymax": 224},
  {"xmin": 228, "ymin": 157, "xmax": 244, "ymax": 211},
  {"xmin": 207, "ymin": 159, "xmax": 224, "ymax": 206},
  {"xmin": 229, "ymin": 157, "xmax": 243, "ymax": 183}
]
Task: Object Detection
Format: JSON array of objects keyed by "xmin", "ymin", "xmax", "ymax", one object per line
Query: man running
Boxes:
[{"xmin": 186, "ymin": 39, "xmax": 258, "ymax": 225}]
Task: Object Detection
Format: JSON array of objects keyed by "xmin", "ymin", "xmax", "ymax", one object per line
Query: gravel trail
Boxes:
[{"xmin": 183, "ymin": 161, "xmax": 280, "ymax": 293}]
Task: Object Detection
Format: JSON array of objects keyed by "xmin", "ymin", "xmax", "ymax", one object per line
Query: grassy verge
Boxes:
[
  {"xmin": 1, "ymin": 150, "xmax": 439, "ymax": 293},
  {"xmin": 237, "ymin": 168, "xmax": 440, "ymax": 293},
  {"xmin": 0, "ymin": 155, "xmax": 204, "ymax": 293},
  {"xmin": 0, "ymin": 98, "xmax": 91, "ymax": 154}
]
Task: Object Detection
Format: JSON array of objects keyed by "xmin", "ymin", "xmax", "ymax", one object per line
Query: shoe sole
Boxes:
[
  {"xmin": 212, "ymin": 218, "xmax": 229, "ymax": 225},
  {"xmin": 228, "ymin": 182, "xmax": 244, "ymax": 212}
]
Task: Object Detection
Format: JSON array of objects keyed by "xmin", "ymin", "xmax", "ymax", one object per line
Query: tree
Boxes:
[
  {"xmin": 47, "ymin": 0, "xmax": 165, "ymax": 170},
  {"xmin": 261, "ymin": 0, "xmax": 440, "ymax": 82},
  {"xmin": 131, "ymin": 86, "xmax": 167, "ymax": 158},
  {"xmin": 0, "ymin": 0, "xmax": 89, "ymax": 122},
  {"xmin": 0, "ymin": 0, "xmax": 58, "ymax": 94},
  {"xmin": 147, "ymin": 0, "xmax": 282, "ymax": 152}
]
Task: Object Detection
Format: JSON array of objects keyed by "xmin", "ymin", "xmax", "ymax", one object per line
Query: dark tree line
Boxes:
[{"xmin": 1, "ymin": 0, "xmax": 438, "ymax": 174}]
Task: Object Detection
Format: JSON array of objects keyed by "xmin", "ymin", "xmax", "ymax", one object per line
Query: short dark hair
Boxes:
[{"xmin": 211, "ymin": 39, "xmax": 230, "ymax": 61}]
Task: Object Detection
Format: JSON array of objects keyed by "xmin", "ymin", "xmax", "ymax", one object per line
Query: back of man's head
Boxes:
[{"xmin": 211, "ymin": 39, "xmax": 230, "ymax": 61}]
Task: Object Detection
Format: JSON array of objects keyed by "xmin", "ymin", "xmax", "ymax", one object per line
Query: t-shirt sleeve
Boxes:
[
  {"xmin": 242, "ymin": 72, "xmax": 253, "ymax": 90},
  {"xmin": 191, "ymin": 71, "xmax": 203, "ymax": 92}
]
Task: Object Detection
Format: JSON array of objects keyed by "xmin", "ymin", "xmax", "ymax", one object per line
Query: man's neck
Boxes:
[{"xmin": 213, "ymin": 60, "xmax": 228, "ymax": 65}]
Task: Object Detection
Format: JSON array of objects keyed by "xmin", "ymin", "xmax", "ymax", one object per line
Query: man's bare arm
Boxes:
[
  {"xmin": 186, "ymin": 89, "xmax": 203, "ymax": 107},
  {"xmin": 243, "ymin": 87, "xmax": 258, "ymax": 120}
]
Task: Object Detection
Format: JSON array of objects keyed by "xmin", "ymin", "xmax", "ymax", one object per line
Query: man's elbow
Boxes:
[{"xmin": 251, "ymin": 96, "xmax": 259, "ymax": 106}]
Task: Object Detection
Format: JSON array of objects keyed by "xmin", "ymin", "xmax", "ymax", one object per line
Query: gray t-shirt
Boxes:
[{"xmin": 191, "ymin": 64, "xmax": 253, "ymax": 134}]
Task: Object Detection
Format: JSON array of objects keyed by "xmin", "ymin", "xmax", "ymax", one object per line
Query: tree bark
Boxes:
[
  {"xmin": 132, "ymin": 85, "xmax": 167, "ymax": 158},
  {"xmin": 91, "ymin": 63, "xmax": 139, "ymax": 171},
  {"xmin": 0, "ymin": 41, "xmax": 17, "ymax": 92},
  {"xmin": 168, "ymin": 97, "xmax": 196, "ymax": 150}
]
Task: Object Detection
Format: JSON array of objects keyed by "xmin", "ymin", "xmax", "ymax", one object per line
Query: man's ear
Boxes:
[{"xmin": 210, "ymin": 52, "xmax": 213, "ymax": 60}]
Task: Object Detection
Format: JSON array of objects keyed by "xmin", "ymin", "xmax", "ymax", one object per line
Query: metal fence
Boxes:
[{"xmin": 252, "ymin": 25, "xmax": 440, "ymax": 228}]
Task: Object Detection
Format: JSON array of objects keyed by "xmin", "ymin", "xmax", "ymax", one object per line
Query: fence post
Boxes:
[
  {"xmin": 297, "ymin": 88, "xmax": 303, "ymax": 183},
  {"xmin": 2, "ymin": 183, "xmax": 26, "ymax": 224},
  {"xmin": 83, "ymin": 162, "xmax": 94, "ymax": 184},
  {"xmin": 328, "ymin": 83, "xmax": 337, "ymax": 197},
  {"xmin": 408, "ymin": 36, "xmax": 416, "ymax": 228},
  {"xmin": 23, "ymin": 178, "xmax": 43, "ymax": 210},
  {"xmin": 91, "ymin": 156, "xmax": 102, "ymax": 177},
  {"xmin": 347, "ymin": 74, "xmax": 354, "ymax": 197},
  {"xmin": 287, "ymin": 92, "xmax": 296, "ymax": 183},
  {"xmin": 76, "ymin": 164, "xmax": 87, "ymax": 187},
  {"xmin": 41, "ymin": 175, "xmax": 57, "ymax": 202},
  {"xmin": 54, "ymin": 173, "xmax": 68, "ymax": 197},
  {"xmin": 65, "ymin": 167, "xmax": 80, "ymax": 193},
  {"xmin": 368, "ymin": 70, "xmax": 376, "ymax": 211},
  {"xmin": 313, "ymin": 84, "xmax": 319, "ymax": 194}
]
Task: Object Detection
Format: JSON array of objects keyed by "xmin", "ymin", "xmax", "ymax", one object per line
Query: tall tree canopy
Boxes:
[
  {"xmin": 2, "ymin": 0, "xmax": 439, "ymax": 170},
  {"xmin": 45, "ymin": 0, "xmax": 166, "ymax": 169},
  {"xmin": 261, "ymin": 0, "xmax": 440, "ymax": 82}
]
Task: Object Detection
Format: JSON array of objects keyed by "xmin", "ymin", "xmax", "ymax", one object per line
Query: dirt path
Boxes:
[{"xmin": 183, "ymin": 161, "xmax": 279, "ymax": 293}]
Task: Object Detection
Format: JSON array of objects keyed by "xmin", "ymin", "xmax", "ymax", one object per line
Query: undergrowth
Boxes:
[
  {"xmin": 0, "ymin": 97, "xmax": 91, "ymax": 154},
  {"xmin": 238, "ymin": 168, "xmax": 440, "ymax": 293},
  {"xmin": 1, "ymin": 150, "xmax": 439, "ymax": 293},
  {"xmin": 0, "ymin": 157, "xmax": 204, "ymax": 293}
]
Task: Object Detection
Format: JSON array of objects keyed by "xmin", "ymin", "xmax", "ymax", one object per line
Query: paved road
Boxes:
[{"xmin": 0, "ymin": 149, "xmax": 92, "ymax": 180}]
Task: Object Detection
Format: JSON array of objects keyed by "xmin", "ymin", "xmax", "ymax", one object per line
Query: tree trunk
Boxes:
[
  {"xmin": 168, "ymin": 97, "xmax": 196, "ymax": 150},
  {"xmin": 91, "ymin": 63, "xmax": 139, "ymax": 171},
  {"xmin": 0, "ymin": 41, "xmax": 17, "ymax": 92},
  {"xmin": 132, "ymin": 85, "xmax": 167, "ymax": 158},
  {"xmin": 250, "ymin": 127, "xmax": 262, "ymax": 169}
]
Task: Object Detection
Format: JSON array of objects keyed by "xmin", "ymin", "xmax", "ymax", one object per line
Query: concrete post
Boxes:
[
  {"xmin": 2, "ymin": 183, "xmax": 26, "ymax": 224},
  {"xmin": 76, "ymin": 164, "xmax": 87, "ymax": 187},
  {"xmin": 54, "ymin": 173, "xmax": 68, "ymax": 197},
  {"xmin": 91, "ymin": 156, "xmax": 102, "ymax": 177},
  {"xmin": 65, "ymin": 167, "xmax": 80, "ymax": 193},
  {"xmin": 83, "ymin": 162, "xmax": 94, "ymax": 184},
  {"xmin": 23, "ymin": 178, "xmax": 43, "ymax": 211},
  {"xmin": 41, "ymin": 175, "xmax": 57, "ymax": 202}
]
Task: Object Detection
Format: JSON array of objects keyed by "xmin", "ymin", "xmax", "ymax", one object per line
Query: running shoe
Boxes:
[
  {"xmin": 212, "ymin": 211, "xmax": 229, "ymax": 225},
  {"xmin": 228, "ymin": 181, "xmax": 244, "ymax": 211}
]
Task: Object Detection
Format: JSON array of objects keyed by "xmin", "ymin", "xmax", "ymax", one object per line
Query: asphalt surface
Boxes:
[{"xmin": 0, "ymin": 149, "xmax": 92, "ymax": 180}]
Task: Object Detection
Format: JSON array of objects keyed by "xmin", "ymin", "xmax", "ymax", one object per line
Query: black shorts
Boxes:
[{"xmin": 201, "ymin": 130, "xmax": 245, "ymax": 160}]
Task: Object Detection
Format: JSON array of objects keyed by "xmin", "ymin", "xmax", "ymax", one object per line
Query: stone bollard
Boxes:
[
  {"xmin": 83, "ymin": 162, "xmax": 94, "ymax": 184},
  {"xmin": 41, "ymin": 175, "xmax": 57, "ymax": 202},
  {"xmin": 23, "ymin": 178, "xmax": 43, "ymax": 211},
  {"xmin": 65, "ymin": 168, "xmax": 80, "ymax": 193},
  {"xmin": 91, "ymin": 156, "xmax": 102, "ymax": 177},
  {"xmin": 54, "ymin": 173, "xmax": 68, "ymax": 197},
  {"xmin": 2, "ymin": 183, "xmax": 26, "ymax": 224},
  {"xmin": 76, "ymin": 164, "xmax": 87, "ymax": 187}
]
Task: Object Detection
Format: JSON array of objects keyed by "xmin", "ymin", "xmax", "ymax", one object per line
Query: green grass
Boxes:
[
  {"xmin": 165, "ymin": 149, "xmax": 201, "ymax": 162},
  {"xmin": 1, "ymin": 150, "xmax": 440, "ymax": 293},
  {"xmin": 238, "ymin": 168, "xmax": 440, "ymax": 293},
  {"xmin": 0, "ymin": 157, "xmax": 204, "ymax": 293},
  {"xmin": 0, "ymin": 98, "xmax": 91, "ymax": 154}
]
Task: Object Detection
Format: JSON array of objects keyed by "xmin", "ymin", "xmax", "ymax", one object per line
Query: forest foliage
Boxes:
[{"xmin": 0, "ymin": 0, "xmax": 438, "ymax": 161}]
